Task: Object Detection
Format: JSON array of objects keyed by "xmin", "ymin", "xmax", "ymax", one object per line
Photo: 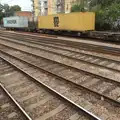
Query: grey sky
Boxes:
[{"xmin": 1, "ymin": 0, "xmax": 32, "ymax": 11}]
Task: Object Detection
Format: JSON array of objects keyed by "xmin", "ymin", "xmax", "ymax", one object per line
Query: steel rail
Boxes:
[
  {"xmin": 7, "ymin": 32, "xmax": 120, "ymax": 53},
  {"xmin": 24, "ymin": 37, "xmax": 120, "ymax": 61},
  {"xmin": 0, "ymin": 48, "xmax": 120, "ymax": 107},
  {"xmin": 0, "ymin": 34, "xmax": 66, "ymax": 47},
  {"xmin": 0, "ymin": 36, "xmax": 120, "ymax": 75},
  {"xmin": 0, "ymin": 54, "xmax": 101, "ymax": 120},
  {"xmin": 1, "ymin": 31, "xmax": 120, "ymax": 56},
  {"xmin": 0, "ymin": 42, "xmax": 120, "ymax": 86},
  {"xmin": 1, "ymin": 34, "xmax": 120, "ymax": 67},
  {"xmin": 4, "ymin": 36, "xmax": 120, "ymax": 71},
  {"xmin": 0, "ymin": 83, "xmax": 32, "ymax": 120}
]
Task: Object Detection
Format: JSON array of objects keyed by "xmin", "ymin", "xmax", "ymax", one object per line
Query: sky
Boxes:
[{"xmin": 1, "ymin": 0, "xmax": 32, "ymax": 11}]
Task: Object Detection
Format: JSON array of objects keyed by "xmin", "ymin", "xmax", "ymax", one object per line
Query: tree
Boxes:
[
  {"xmin": 0, "ymin": 4, "xmax": 4, "ymax": 24},
  {"xmin": 89, "ymin": 0, "xmax": 120, "ymax": 30},
  {"xmin": 71, "ymin": 0, "xmax": 88, "ymax": 12},
  {"xmin": 3, "ymin": 4, "xmax": 10, "ymax": 17},
  {"xmin": 96, "ymin": 3, "xmax": 120, "ymax": 30},
  {"xmin": 71, "ymin": 4, "xmax": 84, "ymax": 12},
  {"xmin": 10, "ymin": 5, "xmax": 21, "ymax": 14},
  {"xmin": 4, "ymin": 5, "xmax": 21, "ymax": 16},
  {"xmin": 0, "ymin": 4, "xmax": 21, "ymax": 24}
]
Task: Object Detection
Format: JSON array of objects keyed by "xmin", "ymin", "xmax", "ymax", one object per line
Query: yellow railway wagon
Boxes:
[{"xmin": 38, "ymin": 12, "xmax": 95, "ymax": 31}]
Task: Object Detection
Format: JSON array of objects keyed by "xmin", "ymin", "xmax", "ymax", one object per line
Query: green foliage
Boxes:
[
  {"xmin": 10, "ymin": 5, "xmax": 21, "ymax": 15},
  {"xmin": 95, "ymin": 3, "xmax": 120, "ymax": 30},
  {"xmin": 71, "ymin": 4, "xmax": 84, "ymax": 12},
  {"xmin": 3, "ymin": 4, "xmax": 21, "ymax": 17},
  {"xmin": 0, "ymin": 4, "xmax": 21, "ymax": 24},
  {"xmin": 89, "ymin": 0, "xmax": 120, "ymax": 9}
]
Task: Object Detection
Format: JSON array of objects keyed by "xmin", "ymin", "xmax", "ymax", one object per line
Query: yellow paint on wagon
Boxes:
[{"xmin": 38, "ymin": 12, "xmax": 95, "ymax": 31}]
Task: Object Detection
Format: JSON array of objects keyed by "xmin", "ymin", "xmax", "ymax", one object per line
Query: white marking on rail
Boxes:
[
  {"xmin": 35, "ymin": 104, "xmax": 66, "ymax": 120},
  {"xmin": 13, "ymin": 84, "xmax": 35, "ymax": 94},
  {"xmin": 117, "ymin": 97, "xmax": 120, "ymax": 102},
  {"xmin": 0, "ymin": 71, "xmax": 16, "ymax": 78},
  {"xmin": 1, "ymin": 103, "xmax": 10, "ymax": 109},
  {"xmin": 8, "ymin": 112, "xmax": 17, "ymax": 119},
  {"xmin": 0, "ymin": 94, "xmax": 4, "ymax": 99},
  {"xmin": 27, "ymin": 96, "xmax": 52, "ymax": 110},
  {"xmin": 82, "ymin": 78, "xmax": 100, "ymax": 88},
  {"xmin": 6, "ymin": 81, "xmax": 25, "ymax": 89},
  {"xmin": 19, "ymin": 91, "xmax": 43, "ymax": 102},
  {"xmin": 69, "ymin": 113, "xmax": 80, "ymax": 120}
]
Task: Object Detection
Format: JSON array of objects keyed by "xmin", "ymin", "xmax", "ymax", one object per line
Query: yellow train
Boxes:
[
  {"xmin": 3, "ymin": 12, "xmax": 95, "ymax": 35},
  {"xmin": 4, "ymin": 12, "xmax": 119, "ymax": 41},
  {"xmin": 38, "ymin": 12, "xmax": 95, "ymax": 33}
]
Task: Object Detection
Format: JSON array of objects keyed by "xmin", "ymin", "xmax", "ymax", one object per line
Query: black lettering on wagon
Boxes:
[
  {"xmin": 7, "ymin": 20, "xmax": 17, "ymax": 24},
  {"xmin": 53, "ymin": 17, "xmax": 59, "ymax": 27}
]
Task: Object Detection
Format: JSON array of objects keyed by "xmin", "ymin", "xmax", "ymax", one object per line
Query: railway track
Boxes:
[
  {"xmin": 0, "ymin": 30, "xmax": 120, "ymax": 119},
  {"xmin": 0, "ymin": 60, "xmax": 31, "ymax": 120},
  {"xmin": 1, "ymin": 31, "xmax": 120, "ymax": 56},
  {"xmin": 0, "ymin": 84, "xmax": 32, "ymax": 120},
  {"xmin": 0, "ymin": 43, "xmax": 120, "ymax": 103},
  {"xmin": 0, "ymin": 37, "xmax": 120, "ymax": 119},
  {"xmin": 1, "ymin": 31, "xmax": 120, "ymax": 63},
  {"xmin": 0, "ymin": 57, "xmax": 97, "ymax": 120},
  {"xmin": 0, "ymin": 34, "xmax": 120, "ymax": 72},
  {"xmin": 0, "ymin": 34, "xmax": 120, "ymax": 82}
]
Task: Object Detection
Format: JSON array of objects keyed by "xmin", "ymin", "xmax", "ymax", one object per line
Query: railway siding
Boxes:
[
  {"xmin": 0, "ymin": 38, "xmax": 120, "ymax": 84},
  {"xmin": 1, "ymin": 33, "xmax": 120, "ymax": 62},
  {"xmin": 0, "ymin": 57, "xmax": 98, "ymax": 120},
  {"xmin": 1, "ymin": 29, "xmax": 120, "ymax": 49},
  {"xmin": 0, "ymin": 43, "xmax": 120, "ymax": 100},
  {"xmin": 0, "ymin": 46, "xmax": 120, "ymax": 119},
  {"xmin": 0, "ymin": 31, "xmax": 120, "ymax": 120},
  {"xmin": 1, "ymin": 31, "xmax": 120, "ymax": 56}
]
